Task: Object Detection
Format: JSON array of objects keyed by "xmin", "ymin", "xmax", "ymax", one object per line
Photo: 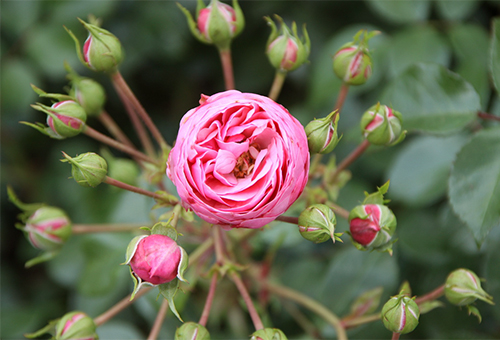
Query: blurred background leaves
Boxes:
[{"xmin": 2, "ymin": 1, "xmax": 500, "ymax": 339}]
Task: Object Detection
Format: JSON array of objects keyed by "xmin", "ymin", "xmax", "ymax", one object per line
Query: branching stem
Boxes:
[
  {"xmin": 330, "ymin": 139, "xmax": 370, "ymax": 183},
  {"xmin": 98, "ymin": 110, "xmax": 136, "ymax": 149},
  {"xmin": 147, "ymin": 299, "xmax": 169, "ymax": 340},
  {"xmin": 230, "ymin": 271, "xmax": 264, "ymax": 331},
  {"xmin": 199, "ymin": 272, "xmax": 219, "ymax": 327}
]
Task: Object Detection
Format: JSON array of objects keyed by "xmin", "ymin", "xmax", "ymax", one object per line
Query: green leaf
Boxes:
[
  {"xmin": 386, "ymin": 25, "xmax": 451, "ymax": 78},
  {"xmin": 490, "ymin": 18, "xmax": 500, "ymax": 95},
  {"xmin": 366, "ymin": 0, "xmax": 430, "ymax": 24},
  {"xmin": 449, "ymin": 127, "xmax": 500, "ymax": 244},
  {"xmin": 382, "ymin": 63, "xmax": 480, "ymax": 134},
  {"xmin": 435, "ymin": 0, "xmax": 479, "ymax": 21},
  {"xmin": 387, "ymin": 134, "xmax": 467, "ymax": 206},
  {"xmin": 418, "ymin": 300, "xmax": 445, "ymax": 314},
  {"xmin": 159, "ymin": 279, "xmax": 183, "ymax": 322}
]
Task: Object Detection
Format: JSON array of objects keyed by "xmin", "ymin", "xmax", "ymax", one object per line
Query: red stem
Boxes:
[
  {"xmin": 415, "ymin": 284, "xmax": 445, "ymax": 305},
  {"xmin": 104, "ymin": 176, "xmax": 163, "ymax": 200},
  {"xmin": 219, "ymin": 48, "xmax": 235, "ymax": 90},
  {"xmin": 98, "ymin": 110, "xmax": 136, "ymax": 149},
  {"xmin": 330, "ymin": 139, "xmax": 370, "ymax": 182},
  {"xmin": 478, "ymin": 111, "xmax": 500, "ymax": 122},
  {"xmin": 147, "ymin": 299, "xmax": 169, "ymax": 340},
  {"xmin": 391, "ymin": 332, "xmax": 401, "ymax": 340},
  {"xmin": 334, "ymin": 83, "xmax": 350, "ymax": 113},
  {"xmin": 199, "ymin": 273, "xmax": 219, "ymax": 327},
  {"xmin": 230, "ymin": 271, "xmax": 264, "ymax": 331}
]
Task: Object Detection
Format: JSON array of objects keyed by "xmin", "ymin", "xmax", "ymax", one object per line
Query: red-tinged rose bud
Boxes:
[
  {"xmin": 361, "ymin": 103, "xmax": 405, "ymax": 146},
  {"xmin": 175, "ymin": 322, "xmax": 210, "ymax": 340},
  {"xmin": 298, "ymin": 204, "xmax": 342, "ymax": 244},
  {"xmin": 250, "ymin": 328, "xmax": 288, "ymax": 340},
  {"xmin": 332, "ymin": 30, "xmax": 379, "ymax": 86},
  {"xmin": 126, "ymin": 234, "xmax": 183, "ymax": 285},
  {"xmin": 348, "ymin": 204, "xmax": 396, "ymax": 253},
  {"xmin": 265, "ymin": 15, "xmax": 310, "ymax": 72},
  {"xmin": 381, "ymin": 294, "xmax": 420, "ymax": 334},
  {"xmin": 23, "ymin": 207, "xmax": 72, "ymax": 252},
  {"xmin": 61, "ymin": 152, "xmax": 108, "ymax": 188},
  {"xmin": 445, "ymin": 268, "xmax": 494, "ymax": 306},
  {"xmin": 56, "ymin": 311, "xmax": 97, "ymax": 340},
  {"xmin": 178, "ymin": 0, "xmax": 244, "ymax": 50},
  {"xmin": 65, "ymin": 63, "xmax": 106, "ymax": 116},
  {"xmin": 305, "ymin": 110, "xmax": 340, "ymax": 154}
]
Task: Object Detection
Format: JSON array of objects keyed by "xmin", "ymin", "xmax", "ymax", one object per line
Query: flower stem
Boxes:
[
  {"xmin": 213, "ymin": 225, "xmax": 227, "ymax": 265},
  {"xmin": 478, "ymin": 111, "xmax": 500, "ymax": 122},
  {"xmin": 72, "ymin": 223, "xmax": 145, "ymax": 234},
  {"xmin": 391, "ymin": 332, "xmax": 401, "ymax": 340},
  {"xmin": 328, "ymin": 202, "xmax": 350, "ymax": 220},
  {"xmin": 230, "ymin": 271, "xmax": 264, "ymax": 331},
  {"xmin": 147, "ymin": 299, "xmax": 169, "ymax": 340},
  {"xmin": 83, "ymin": 125, "xmax": 157, "ymax": 165},
  {"xmin": 264, "ymin": 281, "xmax": 347, "ymax": 340},
  {"xmin": 199, "ymin": 272, "xmax": 219, "ymax": 327},
  {"xmin": 104, "ymin": 176, "xmax": 164, "ymax": 200},
  {"xmin": 219, "ymin": 48, "xmax": 235, "ymax": 90},
  {"xmin": 414, "ymin": 284, "xmax": 445, "ymax": 305},
  {"xmin": 97, "ymin": 110, "xmax": 136, "ymax": 149},
  {"xmin": 111, "ymin": 71, "xmax": 168, "ymax": 149},
  {"xmin": 341, "ymin": 313, "xmax": 380, "ymax": 329},
  {"xmin": 189, "ymin": 237, "xmax": 214, "ymax": 266},
  {"xmin": 275, "ymin": 215, "xmax": 299, "ymax": 225},
  {"xmin": 334, "ymin": 82, "xmax": 350, "ymax": 113},
  {"xmin": 330, "ymin": 139, "xmax": 370, "ymax": 183},
  {"xmin": 268, "ymin": 70, "xmax": 287, "ymax": 101},
  {"xmin": 94, "ymin": 286, "xmax": 153, "ymax": 326}
]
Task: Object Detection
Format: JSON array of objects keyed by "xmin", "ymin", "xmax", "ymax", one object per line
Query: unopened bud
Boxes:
[
  {"xmin": 178, "ymin": 0, "xmax": 244, "ymax": 50},
  {"xmin": 381, "ymin": 294, "xmax": 420, "ymax": 334},
  {"xmin": 265, "ymin": 15, "xmax": 310, "ymax": 72},
  {"xmin": 23, "ymin": 206, "xmax": 72, "ymax": 252},
  {"xmin": 66, "ymin": 64, "xmax": 106, "ymax": 116},
  {"xmin": 298, "ymin": 204, "xmax": 341, "ymax": 244},
  {"xmin": 348, "ymin": 204, "xmax": 396, "ymax": 254},
  {"xmin": 55, "ymin": 311, "xmax": 97, "ymax": 340},
  {"xmin": 250, "ymin": 328, "xmax": 288, "ymax": 340},
  {"xmin": 61, "ymin": 152, "xmax": 108, "ymax": 188},
  {"xmin": 361, "ymin": 104, "xmax": 405, "ymax": 146},
  {"xmin": 332, "ymin": 30, "xmax": 379, "ymax": 85},
  {"xmin": 175, "ymin": 322, "xmax": 210, "ymax": 340},
  {"xmin": 445, "ymin": 268, "xmax": 494, "ymax": 306},
  {"xmin": 305, "ymin": 110, "xmax": 340, "ymax": 154}
]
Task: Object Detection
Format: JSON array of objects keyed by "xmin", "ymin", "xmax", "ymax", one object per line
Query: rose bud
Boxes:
[
  {"xmin": 167, "ymin": 90, "xmax": 310, "ymax": 229},
  {"xmin": 348, "ymin": 204, "xmax": 396, "ymax": 254},
  {"xmin": 125, "ymin": 234, "xmax": 186, "ymax": 285},
  {"xmin": 250, "ymin": 328, "xmax": 288, "ymax": 340},
  {"xmin": 360, "ymin": 103, "xmax": 405, "ymax": 146},
  {"xmin": 21, "ymin": 206, "xmax": 72, "ymax": 252},
  {"xmin": 265, "ymin": 15, "xmax": 310, "ymax": 72},
  {"xmin": 175, "ymin": 322, "xmax": 210, "ymax": 340},
  {"xmin": 55, "ymin": 311, "xmax": 97, "ymax": 340},
  {"xmin": 332, "ymin": 30, "xmax": 379, "ymax": 86},
  {"xmin": 61, "ymin": 152, "xmax": 108, "ymax": 188},
  {"xmin": 65, "ymin": 63, "xmax": 106, "ymax": 116},
  {"xmin": 178, "ymin": 0, "xmax": 244, "ymax": 50},
  {"xmin": 305, "ymin": 110, "xmax": 340, "ymax": 154},
  {"xmin": 444, "ymin": 268, "xmax": 494, "ymax": 306},
  {"xmin": 381, "ymin": 294, "xmax": 420, "ymax": 334},
  {"xmin": 101, "ymin": 149, "xmax": 139, "ymax": 188},
  {"xmin": 27, "ymin": 100, "xmax": 87, "ymax": 139},
  {"xmin": 298, "ymin": 204, "xmax": 342, "ymax": 244}
]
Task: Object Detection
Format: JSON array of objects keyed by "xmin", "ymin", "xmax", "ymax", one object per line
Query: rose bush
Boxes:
[{"xmin": 167, "ymin": 90, "xmax": 309, "ymax": 229}]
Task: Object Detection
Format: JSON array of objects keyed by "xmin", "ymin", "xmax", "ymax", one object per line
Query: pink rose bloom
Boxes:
[{"xmin": 168, "ymin": 90, "xmax": 310, "ymax": 229}]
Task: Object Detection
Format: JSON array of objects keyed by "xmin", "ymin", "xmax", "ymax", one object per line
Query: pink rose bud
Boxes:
[
  {"xmin": 55, "ymin": 311, "xmax": 97, "ymax": 340},
  {"xmin": 175, "ymin": 322, "xmax": 210, "ymax": 340},
  {"xmin": 126, "ymin": 234, "xmax": 183, "ymax": 285},
  {"xmin": 361, "ymin": 103, "xmax": 405, "ymax": 146},
  {"xmin": 167, "ymin": 90, "xmax": 310, "ymax": 229},
  {"xmin": 178, "ymin": 0, "xmax": 244, "ymax": 50},
  {"xmin": 28, "ymin": 100, "xmax": 86, "ymax": 139},
  {"xmin": 332, "ymin": 29, "xmax": 379, "ymax": 85},
  {"xmin": 348, "ymin": 204, "xmax": 396, "ymax": 253},
  {"xmin": 265, "ymin": 15, "xmax": 310, "ymax": 72},
  {"xmin": 444, "ymin": 268, "xmax": 494, "ymax": 307},
  {"xmin": 23, "ymin": 206, "xmax": 72, "ymax": 252},
  {"xmin": 381, "ymin": 294, "xmax": 420, "ymax": 334}
]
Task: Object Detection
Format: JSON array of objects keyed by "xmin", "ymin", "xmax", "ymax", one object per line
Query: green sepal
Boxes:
[
  {"xmin": 123, "ymin": 235, "xmax": 147, "ymax": 265},
  {"xmin": 399, "ymin": 281, "xmax": 412, "ymax": 297},
  {"xmin": 20, "ymin": 121, "xmax": 64, "ymax": 139},
  {"xmin": 151, "ymin": 221, "xmax": 179, "ymax": 241},
  {"xmin": 418, "ymin": 300, "xmax": 444, "ymax": 314},
  {"xmin": 349, "ymin": 286, "xmax": 383, "ymax": 317},
  {"xmin": 177, "ymin": 2, "xmax": 209, "ymax": 44},
  {"xmin": 152, "ymin": 191, "xmax": 179, "ymax": 209},
  {"xmin": 177, "ymin": 246, "xmax": 189, "ymax": 283},
  {"xmin": 159, "ymin": 278, "xmax": 183, "ymax": 322},
  {"xmin": 30, "ymin": 84, "xmax": 74, "ymax": 102},
  {"xmin": 196, "ymin": 0, "xmax": 207, "ymax": 15},
  {"xmin": 25, "ymin": 251, "xmax": 58, "ymax": 268},
  {"xmin": 231, "ymin": 0, "xmax": 244, "ymax": 37},
  {"xmin": 362, "ymin": 181, "xmax": 390, "ymax": 205},
  {"xmin": 467, "ymin": 305, "xmax": 482, "ymax": 323},
  {"xmin": 181, "ymin": 208, "xmax": 195, "ymax": 222},
  {"xmin": 7, "ymin": 186, "xmax": 45, "ymax": 219},
  {"xmin": 24, "ymin": 318, "xmax": 58, "ymax": 338},
  {"xmin": 64, "ymin": 25, "xmax": 87, "ymax": 69}
]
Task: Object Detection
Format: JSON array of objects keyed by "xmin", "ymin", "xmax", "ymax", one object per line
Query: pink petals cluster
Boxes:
[
  {"xmin": 168, "ymin": 90, "xmax": 310, "ymax": 229},
  {"xmin": 349, "ymin": 204, "xmax": 381, "ymax": 246}
]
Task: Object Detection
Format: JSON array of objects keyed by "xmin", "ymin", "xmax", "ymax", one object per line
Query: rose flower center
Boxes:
[{"xmin": 233, "ymin": 143, "xmax": 261, "ymax": 178}]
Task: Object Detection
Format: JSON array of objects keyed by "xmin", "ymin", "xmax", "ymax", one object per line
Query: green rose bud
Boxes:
[
  {"xmin": 55, "ymin": 311, "xmax": 97, "ymax": 340},
  {"xmin": 22, "ymin": 206, "xmax": 72, "ymax": 252},
  {"xmin": 65, "ymin": 64, "xmax": 106, "ymax": 116},
  {"xmin": 360, "ymin": 103, "xmax": 405, "ymax": 146},
  {"xmin": 61, "ymin": 152, "xmax": 108, "ymax": 188},
  {"xmin": 381, "ymin": 294, "xmax": 420, "ymax": 334},
  {"xmin": 332, "ymin": 30, "xmax": 379, "ymax": 86},
  {"xmin": 445, "ymin": 268, "xmax": 494, "ymax": 306},
  {"xmin": 305, "ymin": 110, "xmax": 340, "ymax": 154},
  {"xmin": 298, "ymin": 204, "xmax": 342, "ymax": 244},
  {"xmin": 175, "ymin": 322, "xmax": 210, "ymax": 340},
  {"xmin": 250, "ymin": 328, "xmax": 288, "ymax": 340}
]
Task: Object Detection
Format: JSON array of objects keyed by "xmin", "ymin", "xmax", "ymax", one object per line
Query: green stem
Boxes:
[
  {"xmin": 230, "ymin": 271, "xmax": 265, "ymax": 331},
  {"xmin": 72, "ymin": 223, "xmax": 145, "ymax": 234},
  {"xmin": 147, "ymin": 299, "xmax": 169, "ymax": 340},
  {"xmin": 268, "ymin": 70, "xmax": 287, "ymax": 101},
  {"xmin": 334, "ymin": 82, "xmax": 350, "ymax": 113},
  {"xmin": 330, "ymin": 139, "xmax": 370, "ymax": 183},
  {"xmin": 341, "ymin": 313, "xmax": 380, "ymax": 329},
  {"xmin": 111, "ymin": 71, "xmax": 168, "ymax": 149},
  {"xmin": 265, "ymin": 281, "xmax": 347, "ymax": 340},
  {"xmin": 199, "ymin": 272, "xmax": 219, "ymax": 327},
  {"xmin": 219, "ymin": 48, "xmax": 235, "ymax": 90},
  {"xmin": 83, "ymin": 125, "xmax": 157, "ymax": 165}
]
